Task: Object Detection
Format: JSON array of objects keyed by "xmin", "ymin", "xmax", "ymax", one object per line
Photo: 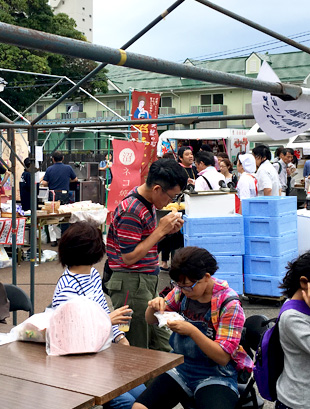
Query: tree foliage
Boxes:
[{"xmin": 0, "ymin": 0, "xmax": 108, "ymax": 118}]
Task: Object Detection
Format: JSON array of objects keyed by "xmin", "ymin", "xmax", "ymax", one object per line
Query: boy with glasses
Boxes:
[{"xmin": 106, "ymin": 159, "xmax": 187, "ymax": 351}]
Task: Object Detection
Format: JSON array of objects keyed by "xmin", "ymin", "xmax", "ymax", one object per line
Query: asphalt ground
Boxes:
[{"xmin": 0, "ymin": 243, "xmax": 279, "ymax": 409}]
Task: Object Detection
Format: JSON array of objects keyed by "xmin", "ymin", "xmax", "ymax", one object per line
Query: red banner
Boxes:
[
  {"xmin": 131, "ymin": 91, "xmax": 160, "ymax": 183},
  {"xmin": 107, "ymin": 139, "xmax": 145, "ymax": 212}
]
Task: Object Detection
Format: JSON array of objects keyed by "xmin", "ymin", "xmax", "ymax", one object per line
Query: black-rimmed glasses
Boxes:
[{"xmin": 158, "ymin": 185, "xmax": 183, "ymax": 202}]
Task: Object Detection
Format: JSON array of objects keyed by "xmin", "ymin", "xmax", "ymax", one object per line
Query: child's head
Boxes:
[
  {"xmin": 58, "ymin": 221, "xmax": 105, "ymax": 268},
  {"xmin": 170, "ymin": 246, "xmax": 218, "ymax": 283},
  {"xmin": 279, "ymin": 251, "xmax": 310, "ymax": 298}
]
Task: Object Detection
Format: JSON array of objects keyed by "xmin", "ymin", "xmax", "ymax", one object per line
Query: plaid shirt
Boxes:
[{"xmin": 164, "ymin": 277, "xmax": 253, "ymax": 372}]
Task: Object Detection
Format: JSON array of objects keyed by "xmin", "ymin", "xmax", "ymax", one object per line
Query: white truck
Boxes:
[{"xmin": 157, "ymin": 128, "xmax": 250, "ymax": 163}]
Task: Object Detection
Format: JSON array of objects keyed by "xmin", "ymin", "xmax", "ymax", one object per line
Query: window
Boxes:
[
  {"xmin": 201, "ymin": 95, "xmax": 211, "ymax": 105},
  {"xmin": 66, "ymin": 103, "xmax": 83, "ymax": 113},
  {"xmin": 82, "ymin": 18, "xmax": 85, "ymax": 21},
  {"xmin": 159, "ymin": 97, "xmax": 172, "ymax": 108},
  {"xmin": 200, "ymin": 94, "xmax": 223, "ymax": 105},
  {"xmin": 89, "ymin": 28, "xmax": 92, "ymax": 31},
  {"xmin": 32, "ymin": 104, "xmax": 44, "ymax": 114},
  {"xmin": 89, "ymin": 14, "xmax": 92, "ymax": 17},
  {"xmin": 213, "ymin": 94, "xmax": 223, "ymax": 104},
  {"xmin": 82, "ymin": 7, "xmax": 85, "ymax": 10}
]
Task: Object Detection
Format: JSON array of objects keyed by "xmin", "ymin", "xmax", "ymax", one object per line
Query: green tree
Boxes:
[{"xmin": 0, "ymin": 0, "xmax": 108, "ymax": 118}]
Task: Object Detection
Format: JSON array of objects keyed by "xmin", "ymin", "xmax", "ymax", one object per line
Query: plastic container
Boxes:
[
  {"xmin": 183, "ymin": 214, "xmax": 244, "ymax": 236},
  {"xmin": 215, "ymin": 255, "xmax": 243, "ymax": 274},
  {"xmin": 214, "ymin": 273, "xmax": 243, "ymax": 295},
  {"xmin": 184, "ymin": 234, "xmax": 245, "ymax": 255},
  {"xmin": 243, "ymin": 251, "xmax": 298, "ymax": 277},
  {"xmin": 184, "ymin": 192, "xmax": 235, "ymax": 218},
  {"xmin": 243, "ymin": 213, "xmax": 297, "ymax": 237},
  {"xmin": 244, "ymin": 274, "xmax": 283, "ymax": 297},
  {"xmin": 245, "ymin": 232, "xmax": 298, "ymax": 256},
  {"xmin": 242, "ymin": 196, "xmax": 297, "ymax": 217}
]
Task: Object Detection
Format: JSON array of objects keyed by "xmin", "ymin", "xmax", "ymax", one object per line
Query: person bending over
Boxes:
[{"xmin": 133, "ymin": 246, "xmax": 253, "ymax": 409}]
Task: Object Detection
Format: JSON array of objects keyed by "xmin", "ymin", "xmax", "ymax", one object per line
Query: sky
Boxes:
[{"xmin": 93, "ymin": 0, "xmax": 310, "ymax": 63}]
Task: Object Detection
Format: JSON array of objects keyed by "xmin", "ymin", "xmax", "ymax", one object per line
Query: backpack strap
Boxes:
[
  {"xmin": 201, "ymin": 175, "xmax": 213, "ymax": 190},
  {"xmin": 279, "ymin": 299, "xmax": 310, "ymax": 317},
  {"xmin": 219, "ymin": 295, "xmax": 241, "ymax": 316},
  {"xmin": 246, "ymin": 174, "xmax": 258, "ymax": 195}
]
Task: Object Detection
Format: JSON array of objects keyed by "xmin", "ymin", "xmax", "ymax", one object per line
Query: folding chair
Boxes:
[{"xmin": 4, "ymin": 284, "xmax": 33, "ymax": 317}]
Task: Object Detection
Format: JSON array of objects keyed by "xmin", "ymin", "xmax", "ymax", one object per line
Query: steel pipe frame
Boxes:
[{"xmin": 0, "ymin": 23, "xmax": 303, "ymax": 101}]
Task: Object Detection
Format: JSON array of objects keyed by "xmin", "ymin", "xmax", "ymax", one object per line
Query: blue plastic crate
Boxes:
[
  {"xmin": 244, "ymin": 274, "xmax": 283, "ymax": 297},
  {"xmin": 244, "ymin": 251, "xmax": 298, "ymax": 277},
  {"xmin": 184, "ymin": 234, "xmax": 245, "ymax": 255},
  {"xmin": 183, "ymin": 214, "xmax": 244, "ymax": 236},
  {"xmin": 245, "ymin": 231, "xmax": 298, "ymax": 256},
  {"xmin": 242, "ymin": 196, "xmax": 297, "ymax": 217},
  {"xmin": 214, "ymin": 273, "xmax": 243, "ymax": 295},
  {"xmin": 244, "ymin": 213, "xmax": 297, "ymax": 237},
  {"xmin": 215, "ymin": 255, "xmax": 243, "ymax": 274}
]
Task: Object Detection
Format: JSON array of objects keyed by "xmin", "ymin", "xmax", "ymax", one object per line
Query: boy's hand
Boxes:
[{"xmin": 167, "ymin": 320, "xmax": 194, "ymax": 336}]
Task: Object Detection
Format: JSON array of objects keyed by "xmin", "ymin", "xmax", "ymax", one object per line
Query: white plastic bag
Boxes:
[
  {"xmin": 46, "ymin": 297, "xmax": 113, "ymax": 356},
  {"xmin": 11, "ymin": 310, "xmax": 53, "ymax": 343},
  {"xmin": 154, "ymin": 311, "xmax": 185, "ymax": 328}
]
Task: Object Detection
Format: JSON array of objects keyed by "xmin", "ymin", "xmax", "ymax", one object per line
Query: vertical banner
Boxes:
[
  {"xmin": 107, "ymin": 139, "xmax": 145, "ymax": 212},
  {"xmin": 131, "ymin": 91, "xmax": 160, "ymax": 182}
]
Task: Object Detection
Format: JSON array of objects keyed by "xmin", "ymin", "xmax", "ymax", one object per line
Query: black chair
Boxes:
[
  {"xmin": 182, "ymin": 314, "xmax": 269, "ymax": 409},
  {"xmin": 235, "ymin": 314, "xmax": 270, "ymax": 409},
  {"xmin": 4, "ymin": 284, "xmax": 33, "ymax": 317}
]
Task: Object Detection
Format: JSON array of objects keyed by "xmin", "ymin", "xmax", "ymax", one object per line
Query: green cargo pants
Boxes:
[{"xmin": 107, "ymin": 272, "xmax": 171, "ymax": 352}]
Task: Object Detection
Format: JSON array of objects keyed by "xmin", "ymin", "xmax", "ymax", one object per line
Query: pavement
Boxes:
[{"xmin": 0, "ymin": 243, "xmax": 279, "ymax": 409}]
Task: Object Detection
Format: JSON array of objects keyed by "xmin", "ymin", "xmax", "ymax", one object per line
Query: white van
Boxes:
[{"xmin": 157, "ymin": 128, "xmax": 249, "ymax": 163}]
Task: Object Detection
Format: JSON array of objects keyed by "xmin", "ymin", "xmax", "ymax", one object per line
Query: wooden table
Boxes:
[
  {"xmin": 0, "ymin": 374, "xmax": 95, "ymax": 409},
  {"xmin": 37, "ymin": 212, "xmax": 71, "ymax": 263},
  {"xmin": 0, "ymin": 324, "xmax": 183, "ymax": 406}
]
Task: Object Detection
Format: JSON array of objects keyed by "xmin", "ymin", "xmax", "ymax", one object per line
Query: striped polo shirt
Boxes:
[{"xmin": 107, "ymin": 187, "xmax": 159, "ymax": 274}]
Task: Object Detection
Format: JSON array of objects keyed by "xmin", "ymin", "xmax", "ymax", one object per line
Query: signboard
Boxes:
[
  {"xmin": 131, "ymin": 91, "xmax": 160, "ymax": 182},
  {"xmin": 252, "ymin": 61, "xmax": 310, "ymax": 140},
  {"xmin": 0, "ymin": 217, "xmax": 26, "ymax": 245},
  {"xmin": 107, "ymin": 139, "xmax": 145, "ymax": 212}
]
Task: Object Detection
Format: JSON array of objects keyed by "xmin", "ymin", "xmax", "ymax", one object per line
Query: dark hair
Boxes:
[
  {"xmin": 146, "ymin": 158, "xmax": 188, "ymax": 191},
  {"xmin": 279, "ymin": 252, "xmax": 310, "ymax": 298},
  {"xmin": 104, "ymin": 151, "xmax": 113, "ymax": 159},
  {"xmin": 233, "ymin": 151, "xmax": 246, "ymax": 166},
  {"xmin": 275, "ymin": 146, "xmax": 284, "ymax": 158},
  {"xmin": 200, "ymin": 144, "xmax": 212, "ymax": 153},
  {"xmin": 162, "ymin": 152, "xmax": 175, "ymax": 159},
  {"xmin": 217, "ymin": 152, "xmax": 229, "ymax": 160},
  {"xmin": 292, "ymin": 154, "xmax": 298, "ymax": 166},
  {"xmin": 252, "ymin": 145, "xmax": 271, "ymax": 161},
  {"xmin": 285, "ymin": 148, "xmax": 294, "ymax": 156},
  {"xmin": 170, "ymin": 246, "xmax": 218, "ymax": 282},
  {"xmin": 195, "ymin": 151, "xmax": 215, "ymax": 167},
  {"xmin": 178, "ymin": 146, "xmax": 192, "ymax": 159},
  {"xmin": 24, "ymin": 157, "xmax": 30, "ymax": 168},
  {"xmin": 52, "ymin": 151, "xmax": 63, "ymax": 162},
  {"xmin": 58, "ymin": 221, "xmax": 105, "ymax": 268},
  {"xmin": 219, "ymin": 157, "xmax": 233, "ymax": 172}
]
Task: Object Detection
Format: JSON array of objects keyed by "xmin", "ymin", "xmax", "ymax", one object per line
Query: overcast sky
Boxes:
[{"xmin": 93, "ymin": 0, "xmax": 310, "ymax": 62}]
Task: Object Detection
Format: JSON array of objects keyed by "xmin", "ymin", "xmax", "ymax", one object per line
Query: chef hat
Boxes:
[{"xmin": 239, "ymin": 154, "xmax": 256, "ymax": 173}]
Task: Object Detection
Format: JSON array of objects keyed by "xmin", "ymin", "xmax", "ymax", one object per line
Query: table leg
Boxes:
[{"xmin": 38, "ymin": 223, "xmax": 42, "ymax": 264}]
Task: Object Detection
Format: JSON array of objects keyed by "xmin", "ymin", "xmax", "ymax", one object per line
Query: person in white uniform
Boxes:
[
  {"xmin": 194, "ymin": 151, "xmax": 225, "ymax": 191},
  {"xmin": 236, "ymin": 153, "xmax": 257, "ymax": 214},
  {"xmin": 252, "ymin": 145, "xmax": 280, "ymax": 196}
]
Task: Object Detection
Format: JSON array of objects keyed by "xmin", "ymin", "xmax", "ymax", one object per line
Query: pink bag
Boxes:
[{"xmin": 46, "ymin": 297, "xmax": 112, "ymax": 356}]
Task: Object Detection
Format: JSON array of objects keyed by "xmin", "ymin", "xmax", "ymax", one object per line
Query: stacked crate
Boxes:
[
  {"xmin": 243, "ymin": 196, "xmax": 298, "ymax": 297},
  {"xmin": 183, "ymin": 214, "xmax": 245, "ymax": 294}
]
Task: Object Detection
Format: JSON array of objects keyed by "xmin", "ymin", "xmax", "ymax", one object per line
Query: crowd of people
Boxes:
[{"xmin": 49, "ymin": 151, "xmax": 309, "ymax": 408}]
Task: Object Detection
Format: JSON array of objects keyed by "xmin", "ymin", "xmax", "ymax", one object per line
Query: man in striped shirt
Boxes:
[{"xmin": 106, "ymin": 159, "xmax": 188, "ymax": 350}]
